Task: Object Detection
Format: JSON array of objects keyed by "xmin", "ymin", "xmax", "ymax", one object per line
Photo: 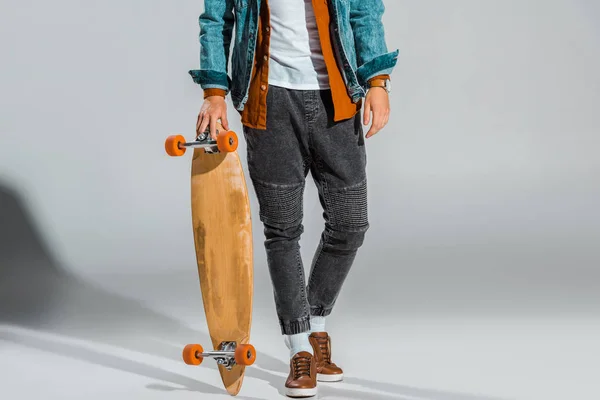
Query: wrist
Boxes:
[
  {"xmin": 368, "ymin": 86, "xmax": 388, "ymax": 93},
  {"xmin": 205, "ymin": 95, "xmax": 226, "ymax": 101},
  {"xmin": 367, "ymin": 77, "xmax": 391, "ymax": 94},
  {"xmin": 203, "ymin": 88, "xmax": 227, "ymax": 99}
]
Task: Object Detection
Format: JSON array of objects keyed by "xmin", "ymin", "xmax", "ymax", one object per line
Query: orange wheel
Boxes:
[
  {"xmin": 216, "ymin": 130, "xmax": 238, "ymax": 153},
  {"xmin": 165, "ymin": 134, "xmax": 186, "ymax": 157},
  {"xmin": 182, "ymin": 344, "xmax": 204, "ymax": 366},
  {"xmin": 235, "ymin": 344, "xmax": 256, "ymax": 366}
]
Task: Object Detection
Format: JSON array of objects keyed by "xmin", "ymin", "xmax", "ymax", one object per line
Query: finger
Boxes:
[
  {"xmin": 198, "ymin": 112, "xmax": 210, "ymax": 136},
  {"xmin": 370, "ymin": 125, "xmax": 383, "ymax": 138},
  {"xmin": 366, "ymin": 122, "xmax": 379, "ymax": 138},
  {"xmin": 363, "ymin": 100, "xmax": 371, "ymax": 126},
  {"xmin": 221, "ymin": 112, "xmax": 230, "ymax": 131},
  {"xmin": 380, "ymin": 109, "xmax": 389, "ymax": 127},
  {"xmin": 196, "ymin": 112, "xmax": 205, "ymax": 134},
  {"xmin": 374, "ymin": 110, "xmax": 385, "ymax": 131},
  {"xmin": 366, "ymin": 121, "xmax": 378, "ymax": 139},
  {"xmin": 378, "ymin": 105, "xmax": 388, "ymax": 125},
  {"xmin": 196, "ymin": 111, "xmax": 203, "ymax": 131},
  {"xmin": 209, "ymin": 113, "xmax": 218, "ymax": 141},
  {"xmin": 367, "ymin": 113, "xmax": 384, "ymax": 138}
]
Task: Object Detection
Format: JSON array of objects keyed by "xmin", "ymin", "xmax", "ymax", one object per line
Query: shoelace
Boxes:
[
  {"xmin": 293, "ymin": 356, "xmax": 312, "ymax": 379},
  {"xmin": 314, "ymin": 336, "xmax": 332, "ymax": 364}
]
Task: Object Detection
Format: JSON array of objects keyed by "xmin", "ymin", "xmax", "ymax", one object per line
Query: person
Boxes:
[{"xmin": 189, "ymin": 0, "xmax": 397, "ymax": 397}]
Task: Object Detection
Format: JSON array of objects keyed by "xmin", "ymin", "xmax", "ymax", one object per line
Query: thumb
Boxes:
[{"xmin": 363, "ymin": 99, "xmax": 371, "ymax": 126}]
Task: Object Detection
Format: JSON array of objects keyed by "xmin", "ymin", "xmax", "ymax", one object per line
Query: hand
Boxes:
[
  {"xmin": 363, "ymin": 87, "xmax": 390, "ymax": 139},
  {"xmin": 196, "ymin": 96, "xmax": 230, "ymax": 141}
]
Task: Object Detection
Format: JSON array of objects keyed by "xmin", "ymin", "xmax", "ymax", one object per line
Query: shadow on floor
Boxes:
[{"xmin": 0, "ymin": 181, "xmax": 505, "ymax": 400}]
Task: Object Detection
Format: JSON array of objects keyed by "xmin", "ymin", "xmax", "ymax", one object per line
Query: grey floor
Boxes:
[
  {"xmin": 1, "ymin": 270, "xmax": 598, "ymax": 400},
  {"xmin": 1, "ymin": 179, "xmax": 599, "ymax": 400}
]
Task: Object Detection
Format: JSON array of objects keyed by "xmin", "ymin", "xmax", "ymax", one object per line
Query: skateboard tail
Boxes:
[{"xmin": 219, "ymin": 364, "xmax": 246, "ymax": 396}]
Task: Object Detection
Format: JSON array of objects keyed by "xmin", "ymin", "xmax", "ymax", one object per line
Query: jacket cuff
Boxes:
[
  {"xmin": 356, "ymin": 49, "xmax": 399, "ymax": 88},
  {"xmin": 203, "ymin": 88, "xmax": 227, "ymax": 99},
  {"xmin": 188, "ymin": 69, "xmax": 231, "ymax": 93}
]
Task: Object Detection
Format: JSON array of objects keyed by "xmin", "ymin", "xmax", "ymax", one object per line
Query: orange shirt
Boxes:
[{"xmin": 204, "ymin": 0, "xmax": 389, "ymax": 130}]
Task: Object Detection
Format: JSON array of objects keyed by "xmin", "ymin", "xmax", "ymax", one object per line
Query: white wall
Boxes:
[{"xmin": 1, "ymin": 1, "xmax": 599, "ymax": 311}]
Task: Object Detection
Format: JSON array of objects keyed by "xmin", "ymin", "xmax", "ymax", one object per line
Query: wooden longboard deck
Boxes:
[{"xmin": 190, "ymin": 146, "xmax": 253, "ymax": 396}]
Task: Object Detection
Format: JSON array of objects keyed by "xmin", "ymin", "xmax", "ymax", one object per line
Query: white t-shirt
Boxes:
[{"xmin": 267, "ymin": 0, "xmax": 330, "ymax": 90}]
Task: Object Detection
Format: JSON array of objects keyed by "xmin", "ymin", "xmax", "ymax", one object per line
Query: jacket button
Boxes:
[
  {"xmin": 266, "ymin": 26, "xmax": 270, "ymax": 32},
  {"xmin": 263, "ymin": 55, "xmax": 268, "ymax": 61},
  {"xmin": 260, "ymin": 84, "xmax": 266, "ymax": 90}
]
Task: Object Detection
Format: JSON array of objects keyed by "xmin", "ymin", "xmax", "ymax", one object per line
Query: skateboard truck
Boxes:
[
  {"xmin": 164, "ymin": 128, "xmax": 239, "ymax": 157},
  {"xmin": 182, "ymin": 341, "xmax": 256, "ymax": 370}
]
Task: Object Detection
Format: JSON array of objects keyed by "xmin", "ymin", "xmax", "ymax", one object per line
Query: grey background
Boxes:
[{"xmin": 1, "ymin": 1, "xmax": 599, "ymax": 399}]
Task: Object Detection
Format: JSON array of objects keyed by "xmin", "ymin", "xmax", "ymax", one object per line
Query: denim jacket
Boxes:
[{"xmin": 189, "ymin": 0, "xmax": 399, "ymax": 112}]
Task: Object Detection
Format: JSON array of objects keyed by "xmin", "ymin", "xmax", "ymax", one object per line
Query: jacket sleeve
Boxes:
[
  {"xmin": 349, "ymin": 0, "xmax": 399, "ymax": 87},
  {"xmin": 188, "ymin": 0, "xmax": 235, "ymax": 95}
]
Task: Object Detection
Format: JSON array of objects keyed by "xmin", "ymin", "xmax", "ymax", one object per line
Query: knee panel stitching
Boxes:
[
  {"xmin": 326, "ymin": 178, "xmax": 369, "ymax": 230},
  {"xmin": 252, "ymin": 178, "xmax": 305, "ymax": 227}
]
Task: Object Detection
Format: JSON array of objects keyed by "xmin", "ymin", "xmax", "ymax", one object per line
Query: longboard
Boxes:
[{"xmin": 165, "ymin": 124, "xmax": 255, "ymax": 396}]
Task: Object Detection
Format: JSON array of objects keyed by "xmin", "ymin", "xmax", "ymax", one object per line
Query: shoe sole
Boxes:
[
  {"xmin": 285, "ymin": 387, "xmax": 318, "ymax": 398},
  {"xmin": 317, "ymin": 373, "xmax": 344, "ymax": 382}
]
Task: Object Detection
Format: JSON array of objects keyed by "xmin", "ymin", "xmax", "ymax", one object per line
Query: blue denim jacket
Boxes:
[{"xmin": 189, "ymin": 0, "xmax": 399, "ymax": 112}]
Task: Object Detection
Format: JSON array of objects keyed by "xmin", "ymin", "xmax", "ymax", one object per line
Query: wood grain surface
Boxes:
[{"xmin": 190, "ymin": 144, "xmax": 253, "ymax": 396}]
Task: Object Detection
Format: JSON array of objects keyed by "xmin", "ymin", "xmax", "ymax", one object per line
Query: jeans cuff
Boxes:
[
  {"xmin": 279, "ymin": 316, "xmax": 311, "ymax": 335},
  {"xmin": 310, "ymin": 306, "xmax": 332, "ymax": 317}
]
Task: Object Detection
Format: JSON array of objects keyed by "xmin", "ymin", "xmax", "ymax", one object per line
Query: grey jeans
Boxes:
[{"xmin": 242, "ymin": 85, "xmax": 369, "ymax": 335}]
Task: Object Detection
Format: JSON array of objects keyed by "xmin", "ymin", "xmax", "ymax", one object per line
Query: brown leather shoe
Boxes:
[
  {"xmin": 309, "ymin": 332, "xmax": 344, "ymax": 382},
  {"xmin": 285, "ymin": 351, "xmax": 317, "ymax": 398}
]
